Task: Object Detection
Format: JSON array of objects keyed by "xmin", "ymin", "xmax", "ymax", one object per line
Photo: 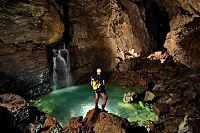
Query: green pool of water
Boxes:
[{"xmin": 30, "ymin": 84, "xmax": 158, "ymax": 126}]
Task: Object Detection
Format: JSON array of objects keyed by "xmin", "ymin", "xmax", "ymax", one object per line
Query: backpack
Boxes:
[{"xmin": 91, "ymin": 76, "xmax": 101, "ymax": 91}]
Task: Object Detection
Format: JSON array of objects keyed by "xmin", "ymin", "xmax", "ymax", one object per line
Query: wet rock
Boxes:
[
  {"xmin": 144, "ymin": 91, "xmax": 156, "ymax": 102},
  {"xmin": 66, "ymin": 108, "xmax": 148, "ymax": 133},
  {"xmin": 123, "ymin": 91, "xmax": 137, "ymax": 103},
  {"xmin": 0, "ymin": 93, "xmax": 29, "ymax": 124},
  {"xmin": 41, "ymin": 115, "xmax": 63, "ymax": 133},
  {"xmin": 0, "ymin": 93, "xmax": 63, "ymax": 133},
  {"xmin": 0, "ymin": 43, "xmax": 51, "ymax": 98}
]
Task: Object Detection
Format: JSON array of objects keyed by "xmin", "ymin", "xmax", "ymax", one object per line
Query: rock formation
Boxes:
[
  {"xmin": 68, "ymin": 0, "xmax": 200, "ymax": 82},
  {"xmin": 65, "ymin": 108, "xmax": 147, "ymax": 133},
  {"xmin": 0, "ymin": 0, "xmax": 200, "ymax": 132},
  {"xmin": 110, "ymin": 55, "xmax": 200, "ymax": 132},
  {"xmin": 153, "ymin": 0, "xmax": 200, "ymax": 68},
  {"xmin": 0, "ymin": 0, "xmax": 64, "ymax": 97},
  {"xmin": 0, "ymin": 0, "xmax": 64, "ymax": 44},
  {"xmin": 67, "ymin": 0, "xmax": 152, "ymax": 83},
  {"xmin": 0, "ymin": 93, "xmax": 63, "ymax": 133},
  {"xmin": 123, "ymin": 91, "xmax": 137, "ymax": 103},
  {"xmin": 0, "ymin": 0, "xmax": 199, "ymax": 95}
]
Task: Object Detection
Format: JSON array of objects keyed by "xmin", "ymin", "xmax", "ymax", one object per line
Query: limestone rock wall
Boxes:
[
  {"xmin": 68, "ymin": 0, "xmax": 151, "ymax": 83},
  {"xmin": 0, "ymin": 42, "xmax": 50, "ymax": 98},
  {"xmin": 0, "ymin": 0, "xmax": 64, "ymax": 98},
  {"xmin": 0, "ymin": 0, "xmax": 64, "ymax": 44},
  {"xmin": 154, "ymin": 0, "xmax": 200, "ymax": 68},
  {"xmin": 0, "ymin": 0, "xmax": 200, "ymax": 96}
]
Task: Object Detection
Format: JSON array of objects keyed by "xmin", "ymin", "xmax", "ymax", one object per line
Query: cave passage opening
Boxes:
[
  {"xmin": 145, "ymin": 1, "xmax": 170, "ymax": 51},
  {"xmin": 30, "ymin": 83, "xmax": 158, "ymax": 127}
]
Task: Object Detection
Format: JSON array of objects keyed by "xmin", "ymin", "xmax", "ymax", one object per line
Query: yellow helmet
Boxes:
[{"xmin": 97, "ymin": 68, "xmax": 101, "ymax": 73}]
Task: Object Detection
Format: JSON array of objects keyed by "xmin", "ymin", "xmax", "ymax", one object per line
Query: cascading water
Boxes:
[{"xmin": 53, "ymin": 45, "xmax": 72, "ymax": 89}]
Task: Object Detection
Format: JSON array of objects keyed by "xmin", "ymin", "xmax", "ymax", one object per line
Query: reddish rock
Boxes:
[{"xmin": 65, "ymin": 108, "xmax": 147, "ymax": 133}]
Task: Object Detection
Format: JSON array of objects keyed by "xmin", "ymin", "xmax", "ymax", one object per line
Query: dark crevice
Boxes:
[
  {"xmin": 57, "ymin": 0, "xmax": 72, "ymax": 47},
  {"xmin": 130, "ymin": 0, "xmax": 145, "ymax": 5},
  {"xmin": 116, "ymin": 0, "xmax": 129, "ymax": 13},
  {"xmin": 178, "ymin": 7, "xmax": 193, "ymax": 16},
  {"xmin": 49, "ymin": 0, "xmax": 63, "ymax": 20},
  {"xmin": 144, "ymin": 1, "xmax": 170, "ymax": 51},
  {"xmin": 131, "ymin": 0, "xmax": 169, "ymax": 51},
  {"xmin": 128, "ymin": 0, "xmax": 170, "ymax": 51},
  {"xmin": 188, "ymin": 3, "xmax": 200, "ymax": 16},
  {"xmin": 145, "ymin": 2, "xmax": 170, "ymax": 51}
]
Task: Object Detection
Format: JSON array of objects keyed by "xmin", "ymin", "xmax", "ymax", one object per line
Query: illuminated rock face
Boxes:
[
  {"xmin": 65, "ymin": 108, "xmax": 148, "ymax": 133},
  {"xmin": 164, "ymin": 18, "xmax": 200, "ymax": 68},
  {"xmin": 68, "ymin": 0, "xmax": 200, "ymax": 82},
  {"xmin": 154, "ymin": 0, "xmax": 200, "ymax": 68},
  {"xmin": 68, "ymin": 0, "xmax": 151, "ymax": 83}
]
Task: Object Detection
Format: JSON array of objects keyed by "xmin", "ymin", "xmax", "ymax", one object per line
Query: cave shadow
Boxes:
[
  {"xmin": 144, "ymin": 1, "xmax": 170, "ymax": 51},
  {"xmin": 0, "ymin": 72, "xmax": 51, "ymax": 99}
]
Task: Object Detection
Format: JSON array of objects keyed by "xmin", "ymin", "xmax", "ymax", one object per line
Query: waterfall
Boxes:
[{"xmin": 53, "ymin": 47, "xmax": 72, "ymax": 89}]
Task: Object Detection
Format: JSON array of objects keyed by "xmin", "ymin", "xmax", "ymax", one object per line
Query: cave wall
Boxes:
[
  {"xmin": 68, "ymin": 0, "xmax": 200, "ymax": 83},
  {"xmin": 0, "ymin": 0, "xmax": 200, "ymax": 97},
  {"xmin": 154, "ymin": 0, "xmax": 200, "ymax": 68},
  {"xmin": 67, "ymin": 0, "xmax": 151, "ymax": 83},
  {"xmin": 0, "ymin": 0, "xmax": 64, "ymax": 98},
  {"xmin": 0, "ymin": 0, "xmax": 64, "ymax": 44}
]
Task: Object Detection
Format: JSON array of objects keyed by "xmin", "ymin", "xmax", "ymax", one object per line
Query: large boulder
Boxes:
[
  {"xmin": 65, "ymin": 108, "xmax": 147, "ymax": 133},
  {"xmin": 164, "ymin": 17, "xmax": 200, "ymax": 68},
  {"xmin": 0, "ymin": 93, "xmax": 63, "ymax": 133}
]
